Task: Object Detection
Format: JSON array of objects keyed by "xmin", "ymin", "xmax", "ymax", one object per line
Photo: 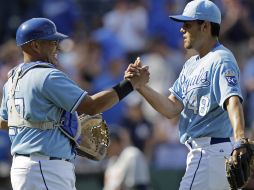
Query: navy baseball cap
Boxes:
[{"xmin": 169, "ymin": 0, "xmax": 221, "ymax": 24}]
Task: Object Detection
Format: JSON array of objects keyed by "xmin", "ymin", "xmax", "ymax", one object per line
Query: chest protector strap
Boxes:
[{"xmin": 7, "ymin": 62, "xmax": 57, "ymax": 129}]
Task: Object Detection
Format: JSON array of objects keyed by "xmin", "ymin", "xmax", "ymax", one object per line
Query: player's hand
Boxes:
[
  {"xmin": 232, "ymin": 147, "xmax": 247, "ymax": 165},
  {"xmin": 125, "ymin": 57, "xmax": 150, "ymax": 89},
  {"xmin": 130, "ymin": 65, "xmax": 150, "ymax": 89},
  {"xmin": 124, "ymin": 57, "xmax": 143, "ymax": 79},
  {"xmin": 226, "ymin": 138, "xmax": 253, "ymax": 189}
]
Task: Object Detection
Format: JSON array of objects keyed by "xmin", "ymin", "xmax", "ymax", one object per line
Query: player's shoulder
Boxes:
[
  {"xmin": 211, "ymin": 45, "xmax": 240, "ymax": 73},
  {"xmin": 32, "ymin": 65, "xmax": 61, "ymax": 77},
  {"xmin": 29, "ymin": 62, "xmax": 59, "ymax": 73},
  {"xmin": 7, "ymin": 62, "xmax": 62, "ymax": 78},
  {"xmin": 7, "ymin": 65, "xmax": 20, "ymax": 79},
  {"xmin": 211, "ymin": 45, "xmax": 236, "ymax": 63},
  {"xmin": 184, "ymin": 55, "xmax": 199, "ymax": 68},
  {"xmin": 25, "ymin": 62, "xmax": 67, "ymax": 80}
]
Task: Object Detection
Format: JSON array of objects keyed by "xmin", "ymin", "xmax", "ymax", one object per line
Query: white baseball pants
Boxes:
[
  {"xmin": 11, "ymin": 154, "xmax": 76, "ymax": 190},
  {"xmin": 179, "ymin": 137, "xmax": 233, "ymax": 190}
]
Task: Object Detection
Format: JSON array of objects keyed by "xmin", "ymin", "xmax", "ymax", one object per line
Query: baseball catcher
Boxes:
[
  {"xmin": 226, "ymin": 138, "xmax": 254, "ymax": 189},
  {"xmin": 1, "ymin": 17, "xmax": 149, "ymax": 190},
  {"xmin": 7, "ymin": 62, "xmax": 109, "ymax": 161}
]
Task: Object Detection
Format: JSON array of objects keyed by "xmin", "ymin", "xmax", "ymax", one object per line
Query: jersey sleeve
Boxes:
[
  {"xmin": 41, "ymin": 70, "xmax": 87, "ymax": 113},
  {"xmin": 169, "ymin": 69, "xmax": 185, "ymax": 102},
  {"xmin": 0, "ymin": 84, "xmax": 8, "ymax": 121},
  {"xmin": 213, "ymin": 59, "xmax": 243, "ymax": 110}
]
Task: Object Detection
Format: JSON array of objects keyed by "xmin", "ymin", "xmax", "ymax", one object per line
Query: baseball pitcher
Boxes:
[{"xmin": 126, "ymin": 0, "xmax": 248, "ymax": 189}]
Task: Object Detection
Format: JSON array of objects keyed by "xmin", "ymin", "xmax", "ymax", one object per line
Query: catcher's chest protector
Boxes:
[
  {"xmin": 7, "ymin": 63, "xmax": 82, "ymax": 149},
  {"xmin": 7, "ymin": 62, "xmax": 57, "ymax": 129}
]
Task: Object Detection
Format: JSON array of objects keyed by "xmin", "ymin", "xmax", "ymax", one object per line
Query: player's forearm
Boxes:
[
  {"xmin": 137, "ymin": 85, "xmax": 182, "ymax": 119},
  {"xmin": 226, "ymin": 96, "xmax": 245, "ymax": 141},
  {"xmin": 0, "ymin": 119, "xmax": 8, "ymax": 130},
  {"xmin": 77, "ymin": 89, "xmax": 120, "ymax": 115}
]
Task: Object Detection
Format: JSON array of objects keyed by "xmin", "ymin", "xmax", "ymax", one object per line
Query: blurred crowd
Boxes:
[{"xmin": 1, "ymin": 0, "xmax": 254, "ymax": 189}]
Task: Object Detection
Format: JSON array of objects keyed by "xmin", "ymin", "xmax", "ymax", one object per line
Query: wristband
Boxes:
[
  {"xmin": 113, "ymin": 80, "xmax": 134, "ymax": 101},
  {"xmin": 233, "ymin": 138, "xmax": 248, "ymax": 150}
]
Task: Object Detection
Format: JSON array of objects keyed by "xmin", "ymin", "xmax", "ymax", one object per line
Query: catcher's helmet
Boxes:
[{"xmin": 16, "ymin": 18, "xmax": 68, "ymax": 46}]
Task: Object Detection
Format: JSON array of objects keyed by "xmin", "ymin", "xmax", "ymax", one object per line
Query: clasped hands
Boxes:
[{"xmin": 124, "ymin": 57, "xmax": 150, "ymax": 89}]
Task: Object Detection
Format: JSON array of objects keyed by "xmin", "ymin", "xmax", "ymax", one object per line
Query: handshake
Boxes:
[{"xmin": 124, "ymin": 57, "xmax": 150, "ymax": 90}]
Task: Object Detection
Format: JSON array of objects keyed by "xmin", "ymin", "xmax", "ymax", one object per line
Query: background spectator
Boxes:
[{"xmin": 104, "ymin": 126, "xmax": 151, "ymax": 190}]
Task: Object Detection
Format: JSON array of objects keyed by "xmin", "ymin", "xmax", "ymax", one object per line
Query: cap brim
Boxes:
[
  {"xmin": 169, "ymin": 15, "xmax": 196, "ymax": 22},
  {"xmin": 41, "ymin": 32, "xmax": 68, "ymax": 41}
]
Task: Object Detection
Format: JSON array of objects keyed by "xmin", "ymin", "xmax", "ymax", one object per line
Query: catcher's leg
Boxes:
[{"xmin": 11, "ymin": 154, "xmax": 76, "ymax": 190}]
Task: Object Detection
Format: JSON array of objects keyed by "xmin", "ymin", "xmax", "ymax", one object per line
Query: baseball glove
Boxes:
[
  {"xmin": 225, "ymin": 138, "xmax": 254, "ymax": 190},
  {"xmin": 76, "ymin": 114, "xmax": 109, "ymax": 161}
]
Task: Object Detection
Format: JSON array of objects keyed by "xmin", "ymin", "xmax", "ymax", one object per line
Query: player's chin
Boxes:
[
  {"xmin": 52, "ymin": 52, "xmax": 60, "ymax": 64},
  {"xmin": 183, "ymin": 44, "xmax": 190, "ymax": 49},
  {"xmin": 49, "ymin": 56, "xmax": 59, "ymax": 65},
  {"xmin": 183, "ymin": 42, "xmax": 192, "ymax": 49},
  {"xmin": 183, "ymin": 41, "xmax": 187, "ymax": 48}
]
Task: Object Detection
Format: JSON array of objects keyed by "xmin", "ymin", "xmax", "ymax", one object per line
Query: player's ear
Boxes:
[
  {"xmin": 30, "ymin": 41, "xmax": 41, "ymax": 53},
  {"xmin": 21, "ymin": 41, "xmax": 39, "ymax": 54},
  {"xmin": 201, "ymin": 21, "xmax": 210, "ymax": 33}
]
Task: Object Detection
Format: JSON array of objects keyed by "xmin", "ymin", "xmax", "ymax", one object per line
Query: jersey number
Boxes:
[
  {"xmin": 187, "ymin": 96, "xmax": 209, "ymax": 116},
  {"xmin": 187, "ymin": 95, "xmax": 198, "ymax": 114}
]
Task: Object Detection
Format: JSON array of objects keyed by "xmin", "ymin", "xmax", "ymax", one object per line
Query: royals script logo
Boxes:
[{"xmin": 180, "ymin": 68, "xmax": 210, "ymax": 95}]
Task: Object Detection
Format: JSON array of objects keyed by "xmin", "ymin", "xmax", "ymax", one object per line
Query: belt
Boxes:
[
  {"xmin": 15, "ymin": 153, "xmax": 71, "ymax": 162},
  {"xmin": 187, "ymin": 137, "xmax": 231, "ymax": 149},
  {"xmin": 210, "ymin": 137, "xmax": 231, "ymax": 145}
]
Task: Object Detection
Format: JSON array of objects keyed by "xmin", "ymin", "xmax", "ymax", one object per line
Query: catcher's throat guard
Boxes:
[{"xmin": 59, "ymin": 111, "xmax": 109, "ymax": 161}]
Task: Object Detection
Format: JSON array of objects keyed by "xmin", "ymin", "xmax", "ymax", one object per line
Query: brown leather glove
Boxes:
[
  {"xmin": 76, "ymin": 114, "xmax": 109, "ymax": 161},
  {"xmin": 226, "ymin": 138, "xmax": 254, "ymax": 190}
]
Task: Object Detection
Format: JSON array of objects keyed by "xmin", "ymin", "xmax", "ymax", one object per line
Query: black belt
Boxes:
[
  {"xmin": 210, "ymin": 137, "xmax": 231, "ymax": 145},
  {"xmin": 15, "ymin": 153, "xmax": 71, "ymax": 162},
  {"xmin": 187, "ymin": 137, "xmax": 231, "ymax": 148}
]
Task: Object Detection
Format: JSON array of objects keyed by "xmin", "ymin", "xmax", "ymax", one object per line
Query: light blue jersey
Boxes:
[
  {"xmin": 170, "ymin": 44, "xmax": 243, "ymax": 143},
  {"xmin": 0, "ymin": 61, "xmax": 87, "ymax": 159}
]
